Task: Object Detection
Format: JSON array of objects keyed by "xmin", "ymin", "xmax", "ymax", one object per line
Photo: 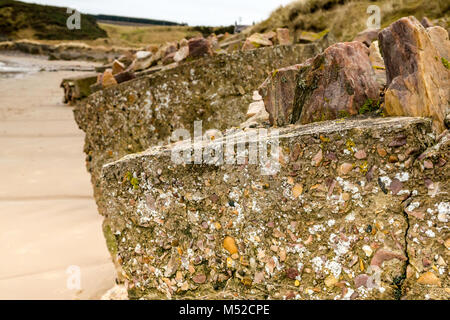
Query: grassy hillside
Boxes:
[
  {"xmin": 0, "ymin": 1, "xmax": 234, "ymax": 48},
  {"xmin": 97, "ymin": 24, "xmax": 202, "ymax": 47},
  {"xmin": 94, "ymin": 14, "xmax": 183, "ymax": 26},
  {"xmin": 0, "ymin": 0, "xmax": 107, "ymax": 40},
  {"xmin": 248, "ymin": 0, "xmax": 449, "ymax": 41}
]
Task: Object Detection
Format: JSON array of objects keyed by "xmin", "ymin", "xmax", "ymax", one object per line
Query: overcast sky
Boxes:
[{"xmin": 20, "ymin": 0, "xmax": 294, "ymax": 26}]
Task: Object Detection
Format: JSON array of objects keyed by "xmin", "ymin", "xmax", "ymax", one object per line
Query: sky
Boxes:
[{"xmin": 20, "ymin": 0, "xmax": 294, "ymax": 26}]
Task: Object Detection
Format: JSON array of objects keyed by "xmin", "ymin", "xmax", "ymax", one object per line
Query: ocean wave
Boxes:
[{"xmin": 0, "ymin": 61, "xmax": 39, "ymax": 76}]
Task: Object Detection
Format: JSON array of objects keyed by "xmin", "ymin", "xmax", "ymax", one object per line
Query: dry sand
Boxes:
[{"xmin": 0, "ymin": 53, "xmax": 116, "ymax": 299}]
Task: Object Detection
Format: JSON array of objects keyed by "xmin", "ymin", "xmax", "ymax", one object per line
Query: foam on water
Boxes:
[{"xmin": 0, "ymin": 60, "xmax": 39, "ymax": 78}]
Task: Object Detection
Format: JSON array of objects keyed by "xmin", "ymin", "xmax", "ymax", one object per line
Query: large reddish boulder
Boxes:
[
  {"xmin": 292, "ymin": 41, "xmax": 380, "ymax": 124},
  {"xmin": 259, "ymin": 42, "xmax": 380, "ymax": 126},
  {"xmin": 379, "ymin": 16, "xmax": 450, "ymax": 133},
  {"xmin": 188, "ymin": 37, "xmax": 213, "ymax": 58}
]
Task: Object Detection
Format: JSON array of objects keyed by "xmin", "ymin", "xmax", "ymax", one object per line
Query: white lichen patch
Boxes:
[
  {"xmin": 309, "ymin": 224, "xmax": 325, "ymax": 234},
  {"xmin": 362, "ymin": 245, "xmax": 373, "ymax": 257},
  {"xmin": 251, "ymin": 199, "xmax": 261, "ymax": 213},
  {"xmin": 328, "ymin": 233, "xmax": 353, "ymax": 257},
  {"xmin": 436, "ymin": 202, "xmax": 449, "ymax": 223},
  {"xmin": 425, "ymin": 229, "xmax": 436, "ymax": 238},
  {"xmin": 345, "ymin": 212, "xmax": 356, "ymax": 222},
  {"xmin": 406, "ymin": 202, "xmax": 420, "ymax": 212},
  {"xmin": 325, "ymin": 260, "xmax": 342, "ymax": 278},
  {"xmin": 311, "ymin": 256, "xmax": 324, "ymax": 273},
  {"xmin": 379, "ymin": 176, "xmax": 392, "ymax": 187},
  {"xmin": 395, "ymin": 172, "xmax": 410, "ymax": 182}
]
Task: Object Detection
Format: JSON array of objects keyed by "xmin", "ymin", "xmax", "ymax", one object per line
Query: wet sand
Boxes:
[{"xmin": 0, "ymin": 54, "xmax": 116, "ymax": 299}]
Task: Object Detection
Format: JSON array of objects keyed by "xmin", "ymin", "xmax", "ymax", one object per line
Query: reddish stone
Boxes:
[
  {"xmin": 389, "ymin": 136, "xmax": 407, "ymax": 147},
  {"xmin": 114, "ymin": 70, "xmax": 135, "ymax": 84},
  {"xmin": 354, "ymin": 150, "xmax": 367, "ymax": 160},
  {"xmin": 292, "ymin": 42, "xmax": 380, "ymax": 125},
  {"xmin": 286, "ymin": 268, "xmax": 299, "ymax": 280},
  {"xmin": 354, "ymin": 274, "xmax": 369, "ymax": 288},
  {"xmin": 389, "ymin": 179, "xmax": 403, "ymax": 195},
  {"xmin": 276, "ymin": 28, "xmax": 291, "ymax": 45},
  {"xmin": 370, "ymin": 249, "xmax": 406, "ymax": 267},
  {"xmin": 192, "ymin": 274, "xmax": 207, "ymax": 284},
  {"xmin": 188, "ymin": 37, "xmax": 213, "ymax": 58}
]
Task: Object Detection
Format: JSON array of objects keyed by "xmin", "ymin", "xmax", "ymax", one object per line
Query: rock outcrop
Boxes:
[
  {"xmin": 259, "ymin": 41, "xmax": 381, "ymax": 126},
  {"xmin": 368, "ymin": 41, "xmax": 386, "ymax": 88},
  {"xmin": 293, "ymin": 41, "xmax": 381, "ymax": 125},
  {"xmin": 379, "ymin": 16, "xmax": 450, "ymax": 133},
  {"xmin": 296, "ymin": 30, "xmax": 330, "ymax": 44},
  {"xmin": 99, "ymin": 117, "xmax": 448, "ymax": 300},
  {"xmin": 132, "ymin": 51, "xmax": 154, "ymax": 71},
  {"xmin": 101, "ymin": 69, "xmax": 118, "ymax": 88},
  {"xmin": 258, "ymin": 64, "xmax": 302, "ymax": 126}
]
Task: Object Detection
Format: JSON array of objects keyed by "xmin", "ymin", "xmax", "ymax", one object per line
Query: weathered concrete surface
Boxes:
[
  {"xmin": 402, "ymin": 132, "xmax": 449, "ymax": 299},
  {"xmin": 74, "ymin": 43, "xmax": 330, "ymax": 216},
  {"xmin": 99, "ymin": 117, "xmax": 447, "ymax": 300}
]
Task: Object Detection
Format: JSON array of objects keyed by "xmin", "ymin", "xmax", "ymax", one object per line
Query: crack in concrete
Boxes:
[
  {"xmin": 398, "ymin": 204, "xmax": 411, "ymax": 300},
  {"xmin": 395, "ymin": 134, "xmax": 439, "ymax": 300}
]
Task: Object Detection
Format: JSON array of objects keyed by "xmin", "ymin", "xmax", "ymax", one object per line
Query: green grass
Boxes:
[
  {"xmin": 358, "ymin": 98, "xmax": 381, "ymax": 115},
  {"xmin": 0, "ymin": 0, "xmax": 107, "ymax": 40},
  {"xmin": 0, "ymin": 0, "xmax": 206, "ymax": 47},
  {"xmin": 442, "ymin": 57, "xmax": 450, "ymax": 69},
  {"xmin": 247, "ymin": 0, "xmax": 450, "ymax": 42}
]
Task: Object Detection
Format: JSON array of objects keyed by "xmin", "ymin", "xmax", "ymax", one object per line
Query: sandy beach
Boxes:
[{"xmin": 0, "ymin": 53, "xmax": 116, "ymax": 299}]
